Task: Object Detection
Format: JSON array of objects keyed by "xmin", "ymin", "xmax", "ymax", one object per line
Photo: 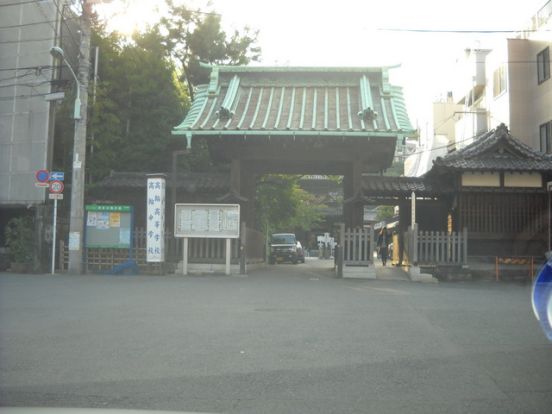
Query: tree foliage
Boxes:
[
  {"xmin": 53, "ymin": 3, "xmax": 261, "ymax": 182},
  {"xmin": 256, "ymin": 175, "xmax": 326, "ymax": 234},
  {"xmin": 375, "ymin": 205, "xmax": 395, "ymax": 222},
  {"xmin": 159, "ymin": 1, "xmax": 261, "ymax": 95},
  {"xmin": 89, "ymin": 27, "xmax": 189, "ymax": 179}
]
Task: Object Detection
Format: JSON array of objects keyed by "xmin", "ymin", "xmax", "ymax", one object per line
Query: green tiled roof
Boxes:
[{"xmin": 173, "ymin": 65, "xmax": 415, "ymax": 140}]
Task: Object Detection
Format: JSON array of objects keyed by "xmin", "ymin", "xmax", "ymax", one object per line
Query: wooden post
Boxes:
[
  {"xmin": 182, "ymin": 237, "xmax": 188, "ymax": 275},
  {"xmin": 337, "ymin": 245, "xmax": 343, "ymax": 278},
  {"xmin": 462, "ymin": 227, "xmax": 468, "ymax": 265},
  {"xmin": 340, "ymin": 223, "xmax": 346, "ymax": 263},
  {"xmin": 412, "ymin": 223, "xmax": 418, "ymax": 265},
  {"xmin": 240, "ymin": 221, "xmax": 246, "ymax": 275},
  {"xmin": 230, "ymin": 159, "xmax": 241, "ymax": 194},
  {"xmin": 225, "ymin": 238, "xmax": 231, "ymax": 275},
  {"xmin": 495, "ymin": 257, "xmax": 499, "ymax": 282},
  {"xmin": 369, "ymin": 226, "xmax": 375, "ymax": 263}
]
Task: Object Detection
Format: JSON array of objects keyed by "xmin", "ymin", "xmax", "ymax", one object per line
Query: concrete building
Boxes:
[
  {"xmin": 406, "ymin": 0, "xmax": 552, "ymax": 177},
  {"xmin": 453, "ymin": 0, "xmax": 552, "ymax": 151},
  {"xmin": 0, "ymin": 0, "xmax": 78, "ymax": 266}
]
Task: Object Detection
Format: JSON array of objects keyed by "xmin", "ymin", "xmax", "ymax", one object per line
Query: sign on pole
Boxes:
[
  {"xmin": 49, "ymin": 180, "xmax": 64, "ymax": 194},
  {"xmin": 49, "ymin": 171, "xmax": 65, "ymax": 181},
  {"xmin": 146, "ymin": 175, "xmax": 166, "ymax": 262},
  {"xmin": 174, "ymin": 204, "xmax": 240, "ymax": 239},
  {"xmin": 35, "ymin": 169, "xmax": 49, "ymax": 187},
  {"xmin": 35, "ymin": 169, "xmax": 49, "ymax": 183},
  {"xmin": 174, "ymin": 203, "xmax": 240, "ymax": 275}
]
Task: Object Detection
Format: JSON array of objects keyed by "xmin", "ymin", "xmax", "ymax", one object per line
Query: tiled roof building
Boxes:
[
  {"xmin": 172, "ymin": 65, "xmax": 415, "ymax": 228},
  {"xmin": 173, "ymin": 66, "xmax": 414, "ymax": 141}
]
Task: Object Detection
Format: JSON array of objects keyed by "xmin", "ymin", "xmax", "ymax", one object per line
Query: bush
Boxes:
[{"xmin": 5, "ymin": 216, "xmax": 34, "ymax": 264}]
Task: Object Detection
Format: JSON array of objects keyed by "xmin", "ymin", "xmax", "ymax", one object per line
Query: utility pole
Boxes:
[{"xmin": 67, "ymin": 1, "xmax": 92, "ymax": 274}]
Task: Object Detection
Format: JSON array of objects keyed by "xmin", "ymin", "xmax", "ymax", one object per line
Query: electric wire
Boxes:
[
  {"xmin": 0, "ymin": 79, "xmax": 53, "ymax": 88},
  {"xmin": 0, "ymin": 16, "xmax": 77, "ymax": 29},
  {"xmin": 0, "ymin": 65, "xmax": 54, "ymax": 71},
  {"xmin": 54, "ymin": 0, "xmax": 82, "ymax": 52},
  {"xmin": 379, "ymin": 28, "xmax": 552, "ymax": 33},
  {"xmin": 0, "ymin": 0, "xmax": 44, "ymax": 7}
]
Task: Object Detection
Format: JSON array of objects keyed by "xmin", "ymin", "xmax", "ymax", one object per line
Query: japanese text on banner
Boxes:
[{"xmin": 146, "ymin": 177, "xmax": 166, "ymax": 262}]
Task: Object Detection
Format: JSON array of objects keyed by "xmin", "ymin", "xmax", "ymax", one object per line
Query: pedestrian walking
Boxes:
[{"xmin": 377, "ymin": 226, "xmax": 391, "ymax": 266}]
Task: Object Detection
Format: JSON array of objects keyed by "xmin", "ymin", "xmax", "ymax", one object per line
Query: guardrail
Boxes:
[{"xmin": 495, "ymin": 256, "xmax": 538, "ymax": 282}]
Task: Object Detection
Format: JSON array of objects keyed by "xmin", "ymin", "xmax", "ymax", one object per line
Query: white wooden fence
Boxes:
[
  {"xmin": 340, "ymin": 226, "xmax": 375, "ymax": 265},
  {"xmin": 404, "ymin": 224, "xmax": 468, "ymax": 266}
]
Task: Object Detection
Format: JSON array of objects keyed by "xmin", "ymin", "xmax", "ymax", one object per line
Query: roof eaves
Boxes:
[
  {"xmin": 211, "ymin": 65, "xmax": 400, "ymax": 74},
  {"xmin": 172, "ymin": 85, "xmax": 209, "ymax": 132},
  {"xmin": 172, "ymin": 129, "xmax": 403, "ymax": 138}
]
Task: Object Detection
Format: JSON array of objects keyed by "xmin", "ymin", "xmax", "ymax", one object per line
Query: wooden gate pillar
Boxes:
[
  {"xmin": 230, "ymin": 158, "xmax": 241, "ymax": 195},
  {"xmin": 344, "ymin": 161, "xmax": 364, "ymax": 228}
]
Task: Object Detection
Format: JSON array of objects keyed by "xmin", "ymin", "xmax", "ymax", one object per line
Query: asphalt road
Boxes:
[{"xmin": 1, "ymin": 259, "xmax": 551, "ymax": 414}]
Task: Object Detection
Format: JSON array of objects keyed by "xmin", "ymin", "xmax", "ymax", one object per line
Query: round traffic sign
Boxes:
[
  {"xmin": 49, "ymin": 180, "xmax": 64, "ymax": 194},
  {"xmin": 35, "ymin": 169, "xmax": 49, "ymax": 183}
]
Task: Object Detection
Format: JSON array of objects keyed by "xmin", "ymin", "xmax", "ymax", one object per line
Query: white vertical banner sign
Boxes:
[
  {"xmin": 411, "ymin": 191, "xmax": 416, "ymax": 226},
  {"xmin": 146, "ymin": 175, "xmax": 166, "ymax": 262}
]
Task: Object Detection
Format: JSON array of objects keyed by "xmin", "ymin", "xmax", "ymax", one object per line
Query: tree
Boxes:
[
  {"xmin": 53, "ymin": 2, "xmax": 261, "ymax": 188},
  {"xmin": 375, "ymin": 205, "xmax": 395, "ymax": 222},
  {"xmin": 159, "ymin": 1, "xmax": 261, "ymax": 97},
  {"xmin": 256, "ymin": 175, "xmax": 325, "ymax": 234},
  {"xmin": 56, "ymin": 24, "xmax": 191, "ymax": 182}
]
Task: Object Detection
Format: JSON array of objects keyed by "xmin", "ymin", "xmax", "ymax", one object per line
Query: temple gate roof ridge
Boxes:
[{"xmin": 172, "ymin": 64, "xmax": 415, "ymax": 139}]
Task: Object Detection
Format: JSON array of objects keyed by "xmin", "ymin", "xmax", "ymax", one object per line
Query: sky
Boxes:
[{"xmin": 95, "ymin": 0, "xmax": 548, "ymax": 132}]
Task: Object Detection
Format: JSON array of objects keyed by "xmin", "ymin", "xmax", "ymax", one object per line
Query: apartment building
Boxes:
[
  {"xmin": 453, "ymin": 1, "xmax": 552, "ymax": 152},
  {"xmin": 0, "ymin": 0, "xmax": 79, "ymax": 267}
]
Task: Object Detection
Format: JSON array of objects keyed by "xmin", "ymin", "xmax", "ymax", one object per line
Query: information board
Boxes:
[
  {"xmin": 174, "ymin": 203, "xmax": 240, "ymax": 239},
  {"xmin": 85, "ymin": 205, "xmax": 133, "ymax": 248}
]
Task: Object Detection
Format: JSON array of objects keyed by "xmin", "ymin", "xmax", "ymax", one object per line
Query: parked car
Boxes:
[
  {"xmin": 296, "ymin": 241, "xmax": 305, "ymax": 263},
  {"xmin": 269, "ymin": 233, "xmax": 298, "ymax": 264}
]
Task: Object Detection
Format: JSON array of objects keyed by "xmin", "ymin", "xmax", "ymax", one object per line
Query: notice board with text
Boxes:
[
  {"xmin": 85, "ymin": 204, "xmax": 133, "ymax": 248},
  {"xmin": 174, "ymin": 203, "xmax": 240, "ymax": 239}
]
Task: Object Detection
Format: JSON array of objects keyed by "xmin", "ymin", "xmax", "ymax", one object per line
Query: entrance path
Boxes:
[
  {"xmin": 2, "ymin": 270, "xmax": 552, "ymax": 413},
  {"xmin": 375, "ymin": 263, "xmax": 411, "ymax": 281}
]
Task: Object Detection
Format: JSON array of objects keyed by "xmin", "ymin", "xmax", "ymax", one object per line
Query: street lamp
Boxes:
[
  {"xmin": 50, "ymin": 46, "xmax": 81, "ymax": 119},
  {"xmin": 49, "ymin": 32, "xmax": 91, "ymax": 274}
]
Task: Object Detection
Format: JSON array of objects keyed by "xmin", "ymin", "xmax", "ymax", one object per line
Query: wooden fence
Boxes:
[
  {"xmin": 339, "ymin": 226, "xmax": 375, "ymax": 265},
  {"xmin": 59, "ymin": 225, "xmax": 263, "ymax": 274},
  {"xmin": 404, "ymin": 224, "xmax": 468, "ymax": 266}
]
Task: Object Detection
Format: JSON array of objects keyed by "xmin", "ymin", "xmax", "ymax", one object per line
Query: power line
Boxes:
[
  {"xmin": 0, "ymin": 64, "xmax": 54, "ymax": 71},
  {"xmin": 0, "ymin": 36, "xmax": 57, "ymax": 44},
  {"xmin": 54, "ymin": 0, "xmax": 82, "ymax": 51},
  {"xmin": 0, "ymin": 0, "xmax": 43, "ymax": 7},
  {"xmin": 33, "ymin": 0, "xmax": 59, "ymax": 42},
  {"xmin": 0, "ymin": 91, "xmax": 51, "ymax": 100},
  {"xmin": 0, "ymin": 67, "xmax": 53, "ymax": 82},
  {"xmin": 379, "ymin": 28, "xmax": 552, "ymax": 33},
  {"xmin": 0, "ymin": 79, "xmax": 52, "ymax": 88},
  {"xmin": 0, "ymin": 14, "xmax": 77, "ymax": 29}
]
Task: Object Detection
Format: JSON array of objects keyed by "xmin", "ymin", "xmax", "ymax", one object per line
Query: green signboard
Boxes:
[{"xmin": 85, "ymin": 205, "xmax": 133, "ymax": 248}]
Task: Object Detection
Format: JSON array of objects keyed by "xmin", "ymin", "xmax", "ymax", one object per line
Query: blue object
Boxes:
[
  {"xmin": 105, "ymin": 259, "xmax": 139, "ymax": 275},
  {"xmin": 49, "ymin": 171, "xmax": 64, "ymax": 181},
  {"xmin": 532, "ymin": 257, "xmax": 552, "ymax": 341}
]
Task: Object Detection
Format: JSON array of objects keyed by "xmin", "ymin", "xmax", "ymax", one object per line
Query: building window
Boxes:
[
  {"xmin": 541, "ymin": 121, "xmax": 552, "ymax": 153},
  {"xmin": 493, "ymin": 64, "xmax": 506, "ymax": 97},
  {"xmin": 537, "ymin": 47, "xmax": 550, "ymax": 84}
]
